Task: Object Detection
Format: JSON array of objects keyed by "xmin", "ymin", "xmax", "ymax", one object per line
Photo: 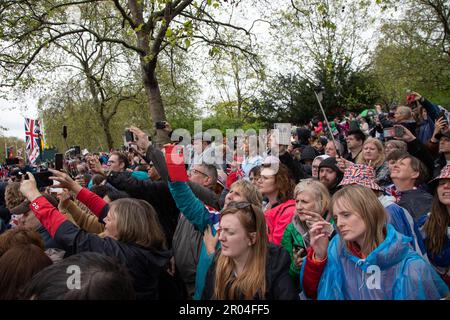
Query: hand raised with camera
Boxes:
[
  {"xmin": 19, "ymin": 173, "xmax": 42, "ymax": 202},
  {"xmin": 410, "ymin": 91, "xmax": 423, "ymax": 101},
  {"xmin": 394, "ymin": 125, "xmax": 416, "ymax": 143},
  {"xmin": 129, "ymin": 126, "xmax": 151, "ymax": 153},
  {"xmin": 48, "ymin": 169, "xmax": 82, "ymax": 195},
  {"xmin": 87, "ymin": 156, "xmax": 104, "ymax": 174},
  {"xmin": 433, "ymin": 117, "xmax": 448, "ymax": 139}
]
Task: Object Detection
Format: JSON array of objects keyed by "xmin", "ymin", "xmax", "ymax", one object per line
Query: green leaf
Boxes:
[
  {"xmin": 165, "ymin": 27, "xmax": 173, "ymax": 38},
  {"xmin": 185, "ymin": 38, "xmax": 191, "ymax": 48}
]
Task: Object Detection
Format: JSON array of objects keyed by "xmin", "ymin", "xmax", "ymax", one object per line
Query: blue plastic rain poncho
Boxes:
[{"xmin": 316, "ymin": 224, "xmax": 449, "ymax": 299}]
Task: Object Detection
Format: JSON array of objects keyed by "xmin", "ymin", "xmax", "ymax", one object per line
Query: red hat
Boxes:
[{"xmin": 338, "ymin": 163, "xmax": 383, "ymax": 191}]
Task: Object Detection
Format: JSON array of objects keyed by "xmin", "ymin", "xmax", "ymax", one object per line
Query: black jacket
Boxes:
[
  {"xmin": 397, "ymin": 189, "xmax": 433, "ymax": 222},
  {"xmin": 55, "ymin": 220, "xmax": 172, "ymax": 300},
  {"xmin": 107, "ymin": 172, "xmax": 179, "ymax": 249},
  {"xmin": 202, "ymin": 244, "xmax": 298, "ymax": 300}
]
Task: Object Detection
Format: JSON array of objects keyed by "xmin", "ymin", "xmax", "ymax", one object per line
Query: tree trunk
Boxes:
[
  {"xmin": 141, "ymin": 60, "xmax": 171, "ymax": 148},
  {"xmin": 100, "ymin": 117, "xmax": 114, "ymax": 150}
]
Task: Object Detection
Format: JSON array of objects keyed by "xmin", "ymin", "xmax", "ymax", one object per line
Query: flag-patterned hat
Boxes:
[
  {"xmin": 338, "ymin": 163, "xmax": 383, "ymax": 191},
  {"xmin": 431, "ymin": 165, "xmax": 450, "ymax": 182}
]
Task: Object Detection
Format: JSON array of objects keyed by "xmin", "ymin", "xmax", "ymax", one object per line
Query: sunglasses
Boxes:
[{"xmin": 223, "ymin": 201, "xmax": 258, "ymax": 222}]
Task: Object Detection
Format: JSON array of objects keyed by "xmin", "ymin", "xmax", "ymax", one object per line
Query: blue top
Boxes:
[
  {"xmin": 168, "ymin": 182, "xmax": 220, "ymax": 300},
  {"xmin": 302, "ymin": 224, "xmax": 449, "ymax": 299}
]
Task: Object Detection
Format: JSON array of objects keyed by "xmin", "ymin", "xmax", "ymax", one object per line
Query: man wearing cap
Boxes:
[{"xmin": 318, "ymin": 157, "xmax": 344, "ymax": 195}]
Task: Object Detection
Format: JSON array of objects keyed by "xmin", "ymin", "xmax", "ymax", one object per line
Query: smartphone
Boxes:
[
  {"xmin": 383, "ymin": 127, "xmax": 395, "ymax": 139},
  {"xmin": 438, "ymin": 110, "xmax": 448, "ymax": 126},
  {"xmin": 6, "ymin": 158, "xmax": 19, "ymax": 165},
  {"xmin": 155, "ymin": 121, "xmax": 166, "ymax": 129},
  {"xmin": 33, "ymin": 171, "xmax": 53, "ymax": 189},
  {"xmin": 125, "ymin": 130, "xmax": 135, "ymax": 142},
  {"xmin": 293, "ymin": 244, "xmax": 307, "ymax": 258},
  {"xmin": 55, "ymin": 153, "xmax": 63, "ymax": 171},
  {"xmin": 394, "ymin": 125, "xmax": 404, "ymax": 137}
]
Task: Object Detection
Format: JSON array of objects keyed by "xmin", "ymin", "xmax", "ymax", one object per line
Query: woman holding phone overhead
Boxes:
[{"xmin": 18, "ymin": 170, "xmax": 178, "ymax": 300}]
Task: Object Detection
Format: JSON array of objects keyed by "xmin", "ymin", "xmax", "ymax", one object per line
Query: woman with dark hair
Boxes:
[
  {"xmin": 418, "ymin": 165, "xmax": 450, "ymax": 287},
  {"xmin": 258, "ymin": 163, "xmax": 296, "ymax": 245},
  {"xmin": 0, "ymin": 244, "xmax": 52, "ymax": 299},
  {"xmin": 21, "ymin": 252, "xmax": 135, "ymax": 300},
  {"xmin": 19, "ymin": 170, "xmax": 177, "ymax": 300},
  {"xmin": 202, "ymin": 201, "xmax": 297, "ymax": 300}
]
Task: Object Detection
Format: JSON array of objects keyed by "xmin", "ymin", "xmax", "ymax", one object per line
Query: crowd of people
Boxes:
[{"xmin": 0, "ymin": 91, "xmax": 449, "ymax": 300}]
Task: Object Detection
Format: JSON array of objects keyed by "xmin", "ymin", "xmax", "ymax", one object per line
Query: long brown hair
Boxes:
[
  {"xmin": 0, "ymin": 244, "xmax": 52, "ymax": 299},
  {"xmin": 263, "ymin": 163, "xmax": 295, "ymax": 203},
  {"xmin": 213, "ymin": 203, "xmax": 268, "ymax": 300},
  {"xmin": 331, "ymin": 185, "xmax": 387, "ymax": 255},
  {"xmin": 424, "ymin": 192, "xmax": 450, "ymax": 255},
  {"xmin": 0, "ymin": 228, "xmax": 45, "ymax": 257},
  {"xmin": 108, "ymin": 198, "xmax": 166, "ymax": 250}
]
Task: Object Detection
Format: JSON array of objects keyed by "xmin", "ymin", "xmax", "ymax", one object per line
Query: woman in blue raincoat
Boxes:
[{"xmin": 301, "ymin": 184, "xmax": 449, "ymax": 300}]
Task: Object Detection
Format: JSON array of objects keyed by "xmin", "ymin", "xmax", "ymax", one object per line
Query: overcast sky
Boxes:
[{"xmin": 0, "ymin": 98, "xmax": 38, "ymax": 140}]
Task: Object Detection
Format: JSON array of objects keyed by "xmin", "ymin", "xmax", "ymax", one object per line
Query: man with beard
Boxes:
[{"xmin": 318, "ymin": 157, "xmax": 344, "ymax": 195}]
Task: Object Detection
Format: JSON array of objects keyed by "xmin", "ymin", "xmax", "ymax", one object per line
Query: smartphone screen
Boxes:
[
  {"xmin": 55, "ymin": 153, "xmax": 63, "ymax": 170},
  {"xmin": 34, "ymin": 171, "xmax": 53, "ymax": 189},
  {"xmin": 383, "ymin": 127, "xmax": 395, "ymax": 138},
  {"xmin": 125, "ymin": 130, "xmax": 134, "ymax": 142},
  {"xmin": 394, "ymin": 126, "xmax": 404, "ymax": 137}
]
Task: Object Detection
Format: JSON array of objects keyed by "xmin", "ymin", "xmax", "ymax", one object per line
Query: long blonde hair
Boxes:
[
  {"xmin": 330, "ymin": 185, "xmax": 387, "ymax": 255},
  {"xmin": 358, "ymin": 137, "xmax": 385, "ymax": 169},
  {"xmin": 213, "ymin": 203, "xmax": 268, "ymax": 299}
]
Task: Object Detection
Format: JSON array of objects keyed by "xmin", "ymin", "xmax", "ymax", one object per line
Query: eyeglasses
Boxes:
[{"xmin": 189, "ymin": 168, "xmax": 209, "ymax": 177}]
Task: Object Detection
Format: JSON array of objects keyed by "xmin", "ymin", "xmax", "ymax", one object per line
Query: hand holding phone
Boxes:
[{"xmin": 125, "ymin": 130, "xmax": 135, "ymax": 142}]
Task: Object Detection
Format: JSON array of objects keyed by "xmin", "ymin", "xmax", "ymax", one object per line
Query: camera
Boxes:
[
  {"xmin": 155, "ymin": 121, "xmax": 167, "ymax": 129},
  {"xmin": 124, "ymin": 130, "xmax": 135, "ymax": 142},
  {"xmin": 383, "ymin": 126, "xmax": 404, "ymax": 139},
  {"xmin": 6, "ymin": 157, "xmax": 20, "ymax": 165}
]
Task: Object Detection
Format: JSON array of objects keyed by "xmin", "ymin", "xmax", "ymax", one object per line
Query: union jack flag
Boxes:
[{"xmin": 25, "ymin": 118, "xmax": 41, "ymax": 164}]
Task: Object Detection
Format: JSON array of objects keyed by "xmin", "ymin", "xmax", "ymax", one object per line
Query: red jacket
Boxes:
[
  {"xmin": 302, "ymin": 242, "xmax": 363, "ymax": 299},
  {"xmin": 264, "ymin": 199, "xmax": 296, "ymax": 245}
]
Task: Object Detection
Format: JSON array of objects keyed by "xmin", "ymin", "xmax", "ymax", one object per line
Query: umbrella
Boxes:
[{"xmin": 359, "ymin": 109, "xmax": 376, "ymax": 118}]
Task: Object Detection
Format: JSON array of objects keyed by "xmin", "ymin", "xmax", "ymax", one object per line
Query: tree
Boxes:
[
  {"xmin": 0, "ymin": 0, "xmax": 258, "ymax": 146},
  {"xmin": 267, "ymin": 0, "xmax": 377, "ymax": 114},
  {"xmin": 377, "ymin": 0, "xmax": 450, "ymax": 58},
  {"xmin": 371, "ymin": 21, "xmax": 450, "ymax": 106}
]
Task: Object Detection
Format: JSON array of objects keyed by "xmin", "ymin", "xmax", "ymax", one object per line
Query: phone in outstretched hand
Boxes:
[
  {"xmin": 55, "ymin": 153, "xmax": 63, "ymax": 171},
  {"xmin": 125, "ymin": 130, "xmax": 135, "ymax": 142}
]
